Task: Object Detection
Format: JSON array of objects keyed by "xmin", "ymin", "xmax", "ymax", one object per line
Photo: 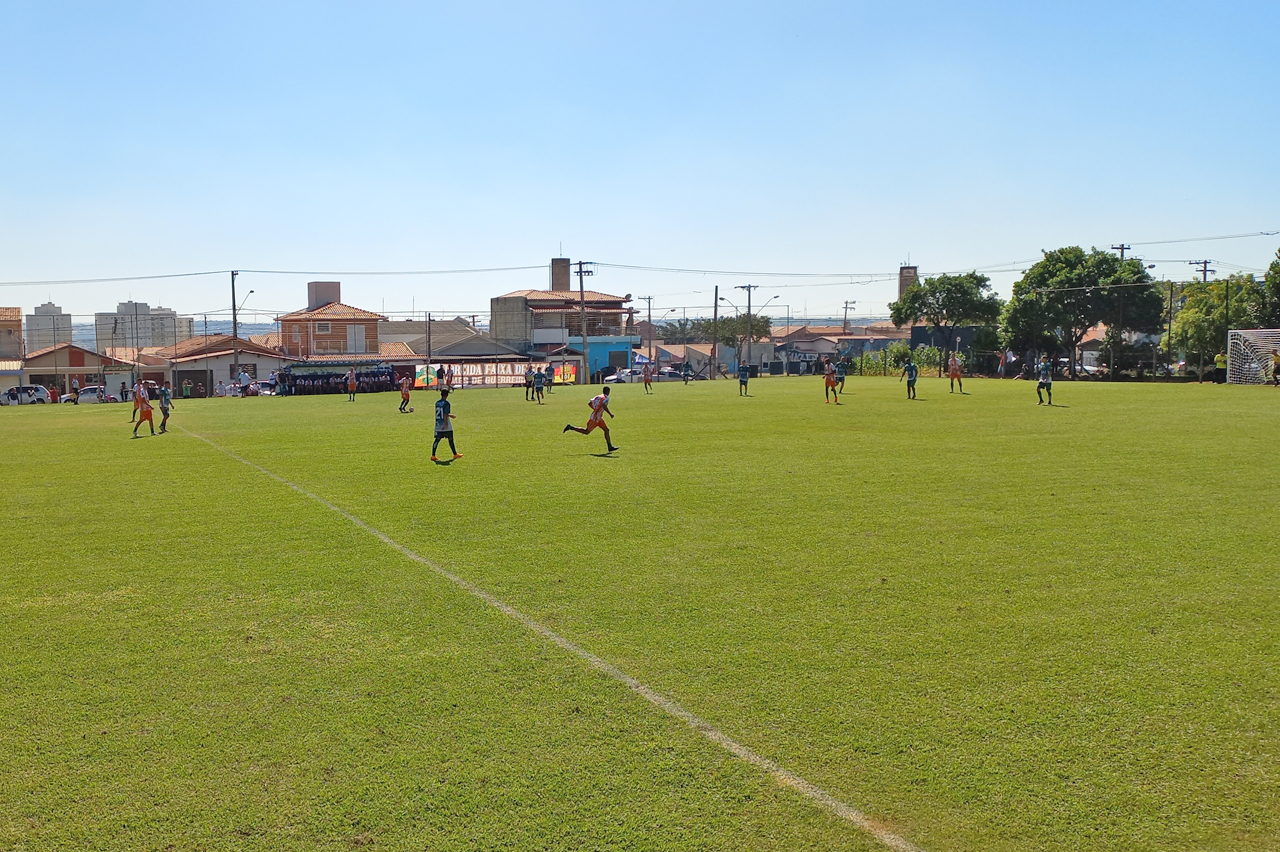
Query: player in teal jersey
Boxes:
[
  {"xmin": 533, "ymin": 368, "xmax": 546, "ymax": 404},
  {"xmin": 899, "ymin": 357, "xmax": 919, "ymax": 399},
  {"xmin": 835, "ymin": 359, "xmax": 847, "ymax": 393},
  {"xmin": 738, "ymin": 363, "xmax": 750, "ymax": 396},
  {"xmin": 431, "ymin": 388, "xmax": 462, "ymax": 461},
  {"xmin": 1036, "ymin": 355, "xmax": 1053, "ymax": 405},
  {"xmin": 158, "ymin": 380, "xmax": 174, "ymax": 433}
]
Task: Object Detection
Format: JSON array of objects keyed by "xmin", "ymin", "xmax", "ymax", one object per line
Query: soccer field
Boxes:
[{"xmin": 3, "ymin": 376, "xmax": 1277, "ymax": 851}]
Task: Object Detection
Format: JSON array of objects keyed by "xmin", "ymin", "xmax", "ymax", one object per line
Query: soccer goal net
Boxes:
[{"xmin": 1227, "ymin": 329, "xmax": 1280, "ymax": 384}]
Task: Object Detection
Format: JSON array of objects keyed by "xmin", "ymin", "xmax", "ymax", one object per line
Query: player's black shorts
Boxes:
[
  {"xmin": 434, "ymin": 429, "xmax": 453, "ymax": 439},
  {"xmin": 1037, "ymin": 380, "xmax": 1051, "ymax": 390},
  {"xmin": 739, "ymin": 379, "xmax": 748, "ymax": 385}
]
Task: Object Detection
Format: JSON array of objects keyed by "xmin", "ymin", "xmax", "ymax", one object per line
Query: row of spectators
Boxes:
[{"xmin": 276, "ymin": 370, "xmax": 396, "ymax": 396}]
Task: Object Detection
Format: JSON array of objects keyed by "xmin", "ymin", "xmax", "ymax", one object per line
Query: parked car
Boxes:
[
  {"xmin": 604, "ymin": 368, "xmax": 641, "ymax": 383},
  {"xmin": 1, "ymin": 385, "xmax": 51, "ymax": 405},
  {"xmin": 60, "ymin": 385, "xmax": 119, "ymax": 404}
]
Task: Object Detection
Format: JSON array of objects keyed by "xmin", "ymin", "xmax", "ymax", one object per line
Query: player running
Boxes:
[
  {"xmin": 1036, "ymin": 355, "xmax": 1053, "ymax": 405},
  {"xmin": 132, "ymin": 384, "xmax": 155, "ymax": 437},
  {"xmin": 899, "ymin": 356, "xmax": 918, "ymax": 399},
  {"xmin": 836, "ymin": 359, "xmax": 847, "ymax": 393},
  {"xmin": 399, "ymin": 373, "xmax": 412, "ymax": 412},
  {"xmin": 824, "ymin": 359, "xmax": 839, "ymax": 403},
  {"xmin": 948, "ymin": 353, "xmax": 964, "ymax": 394},
  {"xmin": 431, "ymin": 388, "xmax": 462, "ymax": 461},
  {"xmin": 158, "ymin": 380, "xmax": 174, "ymax": 433},
  {"xmin": 642, "ymin": 363, "xmax": 653, "ymax": 394},
  {"xmin": 346, "ymin": 368, "xmax": 357, "ymax": 402},
  {"xmin": 563, "ymin": 386, "xmax": 619, "ymax": 453},
  {"xmin": 738, "ymin": 362, "xmax": 750, "ymax": 396}
]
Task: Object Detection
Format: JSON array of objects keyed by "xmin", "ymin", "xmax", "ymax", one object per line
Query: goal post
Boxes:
[{"xmin": 1227, "ymin": 329, "xmax": 1280, "ymax": 384}]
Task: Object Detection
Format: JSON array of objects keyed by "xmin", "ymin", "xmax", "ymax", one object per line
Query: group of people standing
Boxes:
[
  {"xmin": 129, "ymin": 379, "xmax": 173, "ymax": 437},
  {"xmin": 523, "ymin": 366, "xmax": 551, "ymax": 404}
]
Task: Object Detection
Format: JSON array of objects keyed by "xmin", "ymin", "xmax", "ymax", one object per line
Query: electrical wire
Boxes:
[{"xmin": 1128, "ymin": 230, "xmax": 1279, "ymax": 247}]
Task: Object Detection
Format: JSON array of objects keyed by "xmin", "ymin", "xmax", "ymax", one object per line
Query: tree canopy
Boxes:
[
  {"xmin": 1166, "ymin": 273, "xmax": 1269, "ymax": 368},
  {"xmin": 999, "ymin": 247, "xmax": 1159, "ymax": 377},
  {"xmin": 889, "ymin": 272, "xmax": 1001, "ymax": 374}
]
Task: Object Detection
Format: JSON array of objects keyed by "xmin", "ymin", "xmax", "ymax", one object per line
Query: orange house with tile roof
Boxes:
[
  {"xmin": 0, "ymin": 307, "xmax": 23, "ymax": 359},
  {"xmin": 275, "ymin": 283, "xmax": 387, "ymax": 358}
]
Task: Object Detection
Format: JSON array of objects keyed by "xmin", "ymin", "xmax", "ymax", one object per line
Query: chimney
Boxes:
[
  {"xmin": 550, "ymin": 258, "xmax": 571, "ymax": 292},
  {"xmin": 308, "ymin": 281, "xmax": 341, "ymax": 310}
]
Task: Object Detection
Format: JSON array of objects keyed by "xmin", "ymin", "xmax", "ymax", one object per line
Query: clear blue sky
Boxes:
[{"xmin": 1, "ymin": 1, "xmax": 1276, "ymax": 324}]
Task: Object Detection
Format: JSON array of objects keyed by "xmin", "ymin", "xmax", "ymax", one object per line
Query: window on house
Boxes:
[{"xmin": 316, "ymin": 322, "xmax": 331, "ymax": 334}]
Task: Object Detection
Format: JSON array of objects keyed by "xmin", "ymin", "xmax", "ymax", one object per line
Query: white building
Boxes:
[
  {"xmin": 94, "ymin": 302, "xmax": 193, "ymax": 353},
  {"xmin": 25, "ymin": 302, "xmax": 73, "ymax": 351}
]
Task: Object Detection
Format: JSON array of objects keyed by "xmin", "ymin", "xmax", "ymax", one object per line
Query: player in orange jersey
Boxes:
[
  {"xmin": 132, "ymin": 384, "xmax": 155, "ymax": 437},
  {"xmin": 824, "ymin": 358, "xmax": 839, "ymax": 404},
  {"xmin": 563, "ymin": 386, "xmax": 618, "ymax": 453},
  {"xmin": 948, "ymin": 353, "xmax": 964, "ymax": 393},
  {"xmin": 398, "ymin": 373, "xmax": 412, "ymax": 412}
]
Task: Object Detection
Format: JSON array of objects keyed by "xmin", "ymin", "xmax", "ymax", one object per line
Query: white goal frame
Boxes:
[{"xmin": 1227, "ymin": 329, "xmax": 1280, "ymax": 384}]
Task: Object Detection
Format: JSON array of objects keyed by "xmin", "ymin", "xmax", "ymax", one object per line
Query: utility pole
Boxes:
[
  {"xmin": 711, "ymin": 286, "xmax": 719, "ymax": 379},
  {"xmin": 575, "ymin": 261, "xmax": 594, "ymax": 383},
  {"xmin": 426, "ymin": 312, "xmax": 432, "ymax": 362},
  {"xmin": 1166, "ymin": 281, "xmax": 1174, "ymax": 377},
  {"xmin": 637, "ymin": 295, "xmax": 655, "ymax": 364},
  {"xmin": 230, "ymin": 270, "xmax": 239, "ymax": 388},
  {"xmin": 1112, "ymin": 244, "xmax": 1131, "ymax": 260},
  {"xmin": 1188, "ymin": 260, "xmax": 1224, "ymax": 355},
  {"xmin": 842, "ymin": 300, "xmax": 856, "ymax": 332},
  {"xmin": 735, "ymin": 284, "xmax": 758, "ymax": 372}
]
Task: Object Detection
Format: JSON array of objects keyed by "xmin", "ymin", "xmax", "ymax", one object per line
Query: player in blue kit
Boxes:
[
  {"xmin": 899, "ymin": 356, "xmax": 918, "ymax": 399},
  {"xmin": 738, "ymin": 363, "xmax": 750, "ymax": 396},
  {"xmin": 431, "ymin": 388, "xmax": 462, "ymax": 461}
]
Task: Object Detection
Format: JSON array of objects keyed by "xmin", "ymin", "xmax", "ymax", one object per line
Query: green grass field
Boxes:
[{"xmin": 2, "ymin": 375, "xmax": 1277, "ymax": 851}]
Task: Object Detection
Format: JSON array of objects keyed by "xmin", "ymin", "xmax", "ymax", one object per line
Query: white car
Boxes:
[
  {"xmin": 61, "ymin": 385, "xmax": 119, "ymax": 404},
  {"xmin": 1, "ymin": 385, "xmax": 51, "ymax": 405}
]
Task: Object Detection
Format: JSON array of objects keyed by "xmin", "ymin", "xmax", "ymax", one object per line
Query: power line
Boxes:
[
  {"xmin": 1128, "ymin": 230, "xmax": 1278, "ymax": 247},
  {"xmin": 0, "ymin": 270, "xmax": 230, "ymax": 287},
  {"xmin": 238, "ymin": 265, "xmax": 547, "ymax": 276},
  {"xmin": 0, "ymin": 264, "xmax": 547, "ymax": 288}
]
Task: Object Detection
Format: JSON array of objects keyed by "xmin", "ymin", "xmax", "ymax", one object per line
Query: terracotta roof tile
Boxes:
[
  {"xmin": 498, "ymin": 289, "xmax": 630, "ymax": 303},
  {"xmin": 378, "ymin": 341, "xmax": 417, "ymax": 358},
  {"xmin": 0, "ymin": 307, "xmax": 21, "ymax": 321},
  {"xmin": 277, "ymin": 302, "xmax": 387, "ymax": 321}
]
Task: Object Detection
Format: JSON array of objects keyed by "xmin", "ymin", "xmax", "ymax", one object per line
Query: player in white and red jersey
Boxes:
[{"xmin": 563, "ymin": 386, "xmax": 618, "ymax": 453}]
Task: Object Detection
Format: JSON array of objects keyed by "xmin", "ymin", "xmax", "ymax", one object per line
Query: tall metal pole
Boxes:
[
  {"xmin": 710, "ymin": 286, "xmax": 719, "ymax": 379},
  {"xmin": 426, "ymin": 312, "xmax": 432, "ymax": 362},
  {"xmin": 231, "ymin": 270, "xmax": 239, "ymax": 387},
  {"xmin": 735, "ymin": 284, "xmax": 758, "ymax": 370},
  {"xmin": 575, "ymin": 261, "xmax": 594, "ymax": 384}
]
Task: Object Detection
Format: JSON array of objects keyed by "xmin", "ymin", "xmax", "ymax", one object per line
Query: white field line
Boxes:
[{"xmin": 181, "ymin": 426, "xmax": 924, "ymax": 852}]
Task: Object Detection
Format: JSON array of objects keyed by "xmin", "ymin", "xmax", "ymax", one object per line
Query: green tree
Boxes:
[
  {"xmin": 1262, "ymin": 247, "xmax": 1280, "ymax": 328},
  {"xmin": 1165, "ymin": 273, "xmax": 1266, "ymax": 376},
  {"xmin": 889, "ymin": 272, "xmax": 1002, "ymax": 376},
  {"xmin": 660, "ymin": 318, "xmax": 699, "ymax": 345},
  {"xmin": 1002, "ymin": 247, "xmax": 1156, "ymax": 378}
]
